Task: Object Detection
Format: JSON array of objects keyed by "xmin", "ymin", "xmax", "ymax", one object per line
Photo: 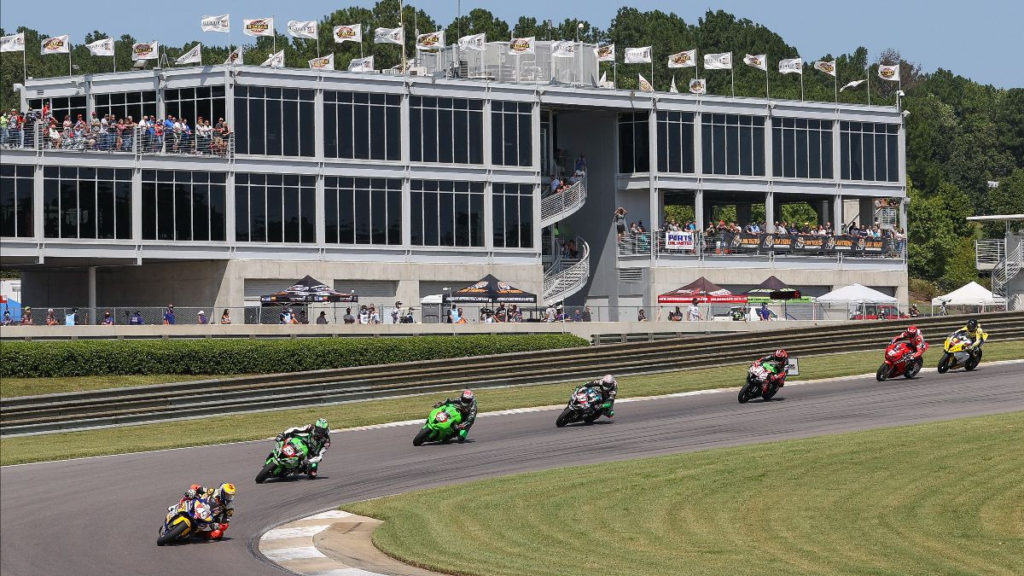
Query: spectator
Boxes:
[
  {"xmin": 220, "ymin": 309, "xmax": 232, "ymax": 324},
  {"xmin": 390, "ymin": 301, "xmax": 403, "ymax": 324},
  {"xmin": 494, "ymin": 303, "xmax": 507, "ymax": 322},
  {"xmin": 130, "ymin": 310, "xmax": 144, "ymax": 325},
  {"xmin": 368, "ymin": 305, "xmax": 381, "ymax": 324},
  {"xmin": 637, "ymin": 308, "xmax": 648, "ymax": 322},
  {"xmin": 279, "ymin": 308, "xmax": 292, "ymax": 324},
  {"xmin": 687, "ymin": 299, "xmax": 701, "ymax": 322},
  {"xmin": 668, "ymin": 306, "xmax": 683, "ymax": 321},
  {"xmin": 358, "ymin": 305, "xmax": 370, "ymax": 324},
  {"xmin": 343, "ymin": 307, "xmax": 356, "ymax": 324},
  {"xmin": 46, "ymin": 308, "xmax": 59, "ymax": 325},
  {"xmin": 298, "ymin": 310, "xmax": 308, "ymax": 324},
  {"xmin": 1, "ymin": 308, "xmax": 11, "ymax": 326},
  {"xmin": 575, "ymin": 153, "xmax": 587, "ymax": 173},
  {"xmin": 544, "ymin": 304, "xmax": 557, "ymax": 322},
  {"xmin": 102, "ymin": 310, "xmax": 114, "ymax": 325},
  {"xmin": 20, "ymin": 307, "xmax": 33, "ymax": 325},
  {"xmin": 197, "ymin": 310, "xmax": 209, "ymax": 325},
  {"xmin": 758, "ymin": 303, "xmax": 772, "ymax": 321},
  {"xmin": 316, "ymin": 311, "xmax": 328, "ymax": 324},
  {"xmin": 573, "ymin": 308, "xmax": 583, "ymax": 322},
  {"xmin": 581, "ymin": 306, "xmax": 592, "ymax": 322},
  {"xmin": 455, "ymin": 307, "xmax": 468, "ymax": 324},
  {"xmin": 163, "ymin": 304, "xmax": 175, "ymax": 325},
  {"xmin": 614, "ymin": 207, "xmax": 628, "ymax": 241},
  {"xmin": 509, "ymin": 304, "xmax": 523, "ymax": 322},
  {"xmin": 65, "ymin": 307, "xmax": 78, "ymax": 326}
]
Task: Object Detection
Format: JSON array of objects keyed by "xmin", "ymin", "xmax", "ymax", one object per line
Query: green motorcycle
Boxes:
[
  {"xmin": 413, "ymin": 404, "xmax": 463, "ymax": 446},
  {"xmin": 255, "ymin": 435, "xmax": 312, "ymax": 483}
]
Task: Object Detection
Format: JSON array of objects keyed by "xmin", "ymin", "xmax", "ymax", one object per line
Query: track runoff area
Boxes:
[{"xmin": 1, "ymin": 354, "xmax": 1022, "ymax": 575}]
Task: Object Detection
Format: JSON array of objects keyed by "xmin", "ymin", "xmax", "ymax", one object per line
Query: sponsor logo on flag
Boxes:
[
  {"xmin": 224, "ymin": 47, "xmax": 243, "ymax": 65},
  {"xmin": 458, "ymin": 33, "xmax": 485, "ymax": 51},
  {"xmin": 704, "ymin": 52, "xmax": 732, "ymax": 69},
  {"xmin": 243, "ymin": 18, "xmax": 274, "ymax": 37},
  {"xmin": 86, "ymin": 38, "xmax": 114, "ymax": 57},
  {"xmin": 778, "ymin": 58, "xmax": 803, "ymax": 74},
  {"xmin": 743, "ymin": 53, "xmax": 767, "ymax": 71},
  {"xmin": 287, "ymin": 20, "xmax": 318, "ymax": 39},
  {"xmin": 374, "ymin": 27, "xmax": 404, "ymax": 45},
  {"xmin": 175, "ymin": 44, "xmax": 202, "ymax": 65},
  {"xmin": 813, "ymin": 60, "xmax": 836, "ymax": 76},
  {"xmin": 509, "ymin": 37, "xmax": 535, "ymax": 55},
  {"xmin": 0, "ymin": 32, "xmax": 26, "ymax": 53},
  {"xmin": 624, "ymin": 46, "xmax": 651, "ymax": 64},
  {"xmin": 552, "ymin": 40, "xmax": 576, "ymax": 58},
  {"xmin": 416, "ymin": 31, "xmax": 444, "ymax": 51},
  {"xmin": 132, "ymin": 41, "xmax": 159, "ymax": 61},
  {"xmin": 877, "ymin": 64, "xmax": 900, "ymax": 81},
  {"xmin": 348, "ymin": 55, "xmax": 374, "ymax": 72},
  {"xmin": 334, "ymin": 24, "xmax": 362, "ymax": 44},
  {"xmin": 668, "ymin": 49, "xmax": 696, "ymax": 68},
  {"xmin": 689, "ymin": 78, "xmax": 707, "ymax": 94},
  {"xmin": 638, "ymin": 74, "xmax": 654, "ymax": 92},
  {"xmin": 201, "ymin": 14, "xmax": 230, "ymax": 33},
  {"xmin": 309, "ymin": 53, "xmax": 334, "ymax": 70},
  {"xmin": 261, "ymin": 50, "xmax": 285, "ymax": 68},
  {"xmin": 594, "ymin": 43, "xmax": 615, "ymax": 62},
  {"xmin": 41, "ymin": 35, "xmax": 70, "ymax": 55}
]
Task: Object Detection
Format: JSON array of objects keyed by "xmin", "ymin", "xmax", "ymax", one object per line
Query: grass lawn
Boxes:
[
  {"xmin": 0, "ymin": 374, "xmax": 216, "ymax": 398},
  {"xmin": 2, "ymin": 342, "xmax": 1021, "ymax": 467},
  {"xmin": 347, "ymin": 411, "xmax": 1024, "ymax": 576}
]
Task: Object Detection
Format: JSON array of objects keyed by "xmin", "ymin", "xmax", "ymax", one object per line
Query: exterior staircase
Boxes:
[
  {"xmin": 543, "ymin": 236, "xmax": 590, "ymax": 304},
  {"xmin": 540, "ymin": 176, "xmax": 587, "ymax": 229},
  {"xmin": 992, "ymin": 242, "xmax": 1022, "ymax": 302}
]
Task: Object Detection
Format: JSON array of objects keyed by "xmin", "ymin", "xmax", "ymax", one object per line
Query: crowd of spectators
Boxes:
[{"xmin": 546, "ymin": 153, "xmax": 587, "ymax": 197}]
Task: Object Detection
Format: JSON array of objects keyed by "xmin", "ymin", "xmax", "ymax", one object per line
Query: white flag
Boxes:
[
  {"xmin": 309, "ymin": 53, "xmax": 334, "ymax": 70},
  {"xmin": 840, "ymin": 79, "xmax": 867, "ymax": 92},
  {"xmin": 670, "ymin": 76, "xmax": 678, "ymax": 93},
  {"xmin": 813, "ymin": 60, "xmax": 836, "ymax": 77},
  {"xmin": 599, "ymin": 71, "xmax": 607, "ymax": 84},
  {"xmin": 689, "ymin": 78, "xmax": 707, "ymax": 95},
  {"xmin": 638, "ymin": 74, "xmax": 654, "ymax": 92},
  {"xmin": 594, "ymin": 43, "xmax": 615, "ymax": 62},
  {"xmin": 743, "ymin": 54, "xmax": 767, "ymax": 71},
  {"xmin": 175, "ymin": 44, "xmax": 202, "ymax": 65},
  {"xmin": 132, "ymin": 41, "xmax": 159, "ymax": 61},
  {"xmin": 261, "ymin": 50, "xmax": 284, "ymax": 68},
  {"xmin": 40, "ymin": 35, "xmax": 70, "ymax": 55},
  {"xmin": 509, "ymin": 37, "xmax": 535, "ymax": 55},
  {"xmin": 374, "ymin": 27, "xmax": 404, "ymax": 45},
  {"xmin": 624, "ymin": 46, "xmax": 651, "ymax": 64},
  {"xmin": 668, "ymin": 49, "xmax": 696, "ymax": 68},
  {"xmin": 778, "ymin": 58, "xmax": 803, "ymax": 75},
  {"xmin": 551, "ymin": 40, "xmax": 576, "ymax": 58},
  {"xmin": 201, "ymin": 14, "xmax": 230, "ymax": 33},
  {"xmin": 243, "ymin": 18, "xmax": 275, "ymax": 37},
  {"xmin": 348, "ymin": 55, "xmax": 374, "ymax": 72},
  {"xmin": 86, "ymin": 38, "xmax": 114, "ymax": 57},
  {"xmin": 224, "ymin": 47, "xmax": 243, "ymax": 65},
  {"xmin": 0, "ymin": 32, "xmax": 25, "ymax": 53},
  {"xmin": 877, "ymin": 64, "xmax": 900, "ymax": 82},
  {"xmin": 287, "ymin": 20, "xmax": 318, "ymax": 39},
  {"xmin": 334, "ymin": 24, "xmax": 362, "ymax": 44},
  {"xmin": 704, "ymin": 52, "xmax": 732, "ymax": 70},
  {"xmin": 458, "ymin": 33, "xmax": 485, "ymax": 51},
  {"xmin": 416, "ymin": 31, "xmax": 445, "ymax": 51}
]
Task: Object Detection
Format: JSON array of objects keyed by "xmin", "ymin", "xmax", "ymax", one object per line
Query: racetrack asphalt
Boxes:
[{"xmin": 2, "ymin": 362, "xmax": 1022, "ymax": 576}]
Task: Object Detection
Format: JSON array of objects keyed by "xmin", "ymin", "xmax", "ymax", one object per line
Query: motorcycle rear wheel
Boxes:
[
  {"xmin": 555, "ymin": 407, "xmax": 573, "ymax": 427},
  {"xmin": 937, "ymin": 353, "xmax": 952, "ymax": 374},
  {"xmin": 965, "ymin": 354, "xmax": 980, "ymax": 371},
  {"xmin": 157, "ymin": 522, "xmax": 188, "ymax": 546},
  {"xmin": 413, "ymin": 428, "xmax": 431, "ymax": 446},
  {"xmin": 583, "ymin": 411, "xmax": 601, "ymax": 424},
  {"xmin": 255, "ymin": 462, "xmax": 275, "ymax": 484},
  {"xmin": 904, "ymin": 358, "xmax": 923, "ymax": 378},
  {"xmin": 876, "ymin": 364, "xmax": 890, "ymax": 382}
]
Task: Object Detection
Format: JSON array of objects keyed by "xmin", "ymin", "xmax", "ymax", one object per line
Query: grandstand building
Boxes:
[{"xmin": 1, "ymin": 41, "xmax": 907, "ymax": 321}]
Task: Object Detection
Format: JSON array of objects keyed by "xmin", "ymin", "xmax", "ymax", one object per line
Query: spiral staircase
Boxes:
[{"xmin": 540, "ymin": 176, "xmax": 590, "ymax": 304}]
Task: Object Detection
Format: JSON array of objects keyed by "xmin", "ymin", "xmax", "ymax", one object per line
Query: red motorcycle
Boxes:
[{"xmin": 876, "ymin": 340, "xmax": 927, "ymax": 381}]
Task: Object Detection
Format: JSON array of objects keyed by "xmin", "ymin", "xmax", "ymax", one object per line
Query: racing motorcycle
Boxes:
[
  {"xmin": 738, "ymin": 361, "xmax": 783, "ymax": 403},
  {"xmin": 876, "ymin": 340, "xmax": 928, "ymax": 381},
  {"xmin": 413, "ymin": 403, "xmax": 463, "ymax": 446},
  {"xmin": 157, "ymin": 496, "xmax": 216, "ymax": 546},
  {"xmin": 255, "ymin": 435, "xmax": 314, "ymax": 483},
  {"xmin": 937, "ymin": 330, "xmax": 986, "ymax": 373},
  {"xmin": 555, "ymin": 385, "xmax": 608, "ymax": 427}
]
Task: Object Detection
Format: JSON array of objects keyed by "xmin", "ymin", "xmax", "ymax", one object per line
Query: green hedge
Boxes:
[{"xmin": 0, "ymin": 334, "xmax": 589, "ymax": 378}]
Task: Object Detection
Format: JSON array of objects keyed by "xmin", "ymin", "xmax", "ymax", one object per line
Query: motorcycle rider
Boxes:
[
  {"xmin": 890, "ymin": 325, "xmax": 926, "ymax": 357},
  {"xmin": 275, "ymin": 418, "xmax": 331, "ymax": 478},
  {"xmin": 433, "ymin": 389, "xmax": 477, "ymax": 442},
  {"xmin": 181, "ymin": 482, "xmax": 236, "ymax": 539},
  {"xmin": 586, "ymin": 374, "xmax": 618, "ymax": 417},
  {"xmin": 959, "ymin": 318, "xmax": 988, "ymax": 351},
  {"xmin": 753, "ymin": 349, "xmax": 790, "ymax": 394}
]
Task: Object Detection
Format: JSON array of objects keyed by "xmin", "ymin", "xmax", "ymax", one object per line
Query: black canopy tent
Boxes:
[
  {"xmin": 743, "ymin": 276, "xmax": 807, "ymax": 302},
  {"xmin": 259, "ymin": 276, "xmax": 358, "ymax": 304},
  {"xmin": 446, "ymin": 274, "xmax": 538, "ymax": 304}
]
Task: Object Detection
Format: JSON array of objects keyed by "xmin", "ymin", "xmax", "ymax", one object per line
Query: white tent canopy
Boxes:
[
  {"xmin": 932, "ymin": 281, "xmax": 1006, "ymax": 306},
  {"xmin": 817, "ymin": 283, "xmax": 897, "ymax": 303}
]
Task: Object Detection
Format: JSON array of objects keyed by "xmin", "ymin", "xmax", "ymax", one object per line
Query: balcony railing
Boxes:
[
  {"xmin": 992, "ymin": 242, "xmax": 1022, "ymax": 300},
  {"xmin": 21, "ymin": 123, "xmax": 233, "ymax": 159},
  {"xmin": 619, "ymin": 230, "xmax": 907, "ymax": 261},
  {"xmin": 975, "ymin": 239, "xmax": 1006, "ymax": 271},
  {"xmin": 540, "ymin": 175, "xmax": 587, "ymax": 228},
  {"xmin": 543, "ymin": 236, "xmax": 590, "ymax": 304}
]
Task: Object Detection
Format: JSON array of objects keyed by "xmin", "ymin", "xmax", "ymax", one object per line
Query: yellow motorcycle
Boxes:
[
  {"xmin": 937, "ymin": 329, "xmax": 987, "ymax": 374},
  {"xmin": 157, "ymin": 497, "xmax": 215, "ymax": 545}
]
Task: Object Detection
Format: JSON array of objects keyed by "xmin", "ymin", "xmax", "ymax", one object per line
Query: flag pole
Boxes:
[
  {"xmin": 112, "ymin": 42, "xmax": 116, "ymax": 73},
  {"xmin": 273, "ymin": 16, "xmax": 277, "ymax": 55},
  {"xmin": 68, "ymin": 44, "xmax": 73, "ymax": 77},
  {"xmin": 23, "ymin": 40, "xmax": 28, "ymax": 84},
  {"xmin": 800, "ymin": 68, "xmax": 804, "ymax": 101},
  {"xmin": 833, "ymin": 74, "xmax": 838, "ymax": 103},
  {"xmin": 866, "ymin": 64, "xmax": 871, "ymax": 106},
  {"xmin": 650, "ymin": 58, "xmax": 654, "ymax": 91},
  {"xmin": 730, "ymin": 67, "xmax": 735, "ymax": 98},
  {"xmin": 400, "ymin": 0, "xmax": 407, "ymax": 75},
  {"xmin": 764, "ymin": 60, "xmax": 769, "ymax": 99}
]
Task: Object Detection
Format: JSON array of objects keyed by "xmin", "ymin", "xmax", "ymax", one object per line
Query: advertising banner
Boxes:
[{"xmin": 664, "ymin": 231, "xmax": 695, "ymax": 250}]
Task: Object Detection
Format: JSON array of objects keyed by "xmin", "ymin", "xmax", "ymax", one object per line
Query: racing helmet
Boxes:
[
  {"xmin": 313, "ymin": 418, "xmax": 329, "ymax": 440},
  {"xmin": 773, "ymin": 349, "xmax": 789, "ymax": 363},
  {"xmin": 966, "ymin": 318, "xmax": 978, "ymax": 332},
  {"xmin": 460, "ymin": 389, "xmax": 475, "ymax": 404},
  {"xmin": 601, "ymin": 374, "xmax": 616, "ymax": 386},
  {"xmin": 907, "ymin": 325, "xmax": 919, "ymax": 337},
  {"xmin": 217, "ymin": 483, "xmax": 236, "ymax": 504}
]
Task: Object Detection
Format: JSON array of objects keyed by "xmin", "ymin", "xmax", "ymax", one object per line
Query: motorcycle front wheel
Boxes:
[
  {"xmin": 738, "ymin": 381, "xmax": 757, "ymax": 404},
  {"xmin": 876, "ymin": 364, "xmax": 890, "ymax": 381},
  {"xmin": 156, "ymin": 522, "xmax": 188, "ymax": 546},
  {"xmin": 255, "ymin": 462, "xmax": 275, "ymax": 484},
  {"xmin": 555, "ymin": 407, "xmax": 573, "ymax": 427},
  {"xmin": 937, "ymin": 353, "xmax": 952, "ymax": 374},
  {"xmin": 413, "ymin": 427, "xmax": 431, "ymax": 446}
]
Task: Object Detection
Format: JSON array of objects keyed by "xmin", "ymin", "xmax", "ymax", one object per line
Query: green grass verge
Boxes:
[
  {"xmin": 2, "ymin": 341, "xmax": 1021, "ymax": 467},
  {"xmin": 347, "ymin": 411, "xmax": 1024, "ymax": 576},
  {"xmin": 0, "ymin": 374, "xmax": 218, "ymax": 398}
]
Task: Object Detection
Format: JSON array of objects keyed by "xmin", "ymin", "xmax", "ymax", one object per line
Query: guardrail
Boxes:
[{"xmin": 2, "ymin": 311, "xmax": 1021, "ymax": 436}]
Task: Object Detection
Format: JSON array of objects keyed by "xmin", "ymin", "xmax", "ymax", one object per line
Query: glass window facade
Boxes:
[
  {"xmin": 28, "ymin": 96, "xmax": 86, "ymax": 125},
  {"xmin": 43, "ymin": 167, "xmax": 131, "ymax": 239},
  {"xmin": 409, "ymin": 97, "xmax": 484, "ymax": 164},
  {"xmin": 618, "ymin": 112, "xmax": 649, "ymax": 173},
  {"xmin": 234, "ymin": 86, "xmax": 315, "ymax": 157},
  {"xmin": 323, "ymin": 92, "xmax": 401, "ymax": 161},
  {"xmin": 93, "ymin": 91, "xmax": 157, "ymax": 122},
  {"xmin": 164, "ymin": 86, "xmax": 227, "ymax": 129},
  {"xmin": 701, "ymin": 114, "xmax": 766, "ymax": 176},
  {"xmin": 410, "ymin": 180, "xmax": 484, "ymax": 247},
  {"xmin": 235, "ymin": 173, "xmax": 315, "ymax": 243},
  {"xmin": 840, "ymin": 122, "xmax": 899, "ymax": 182},
  {"xmin": 492, "ymin": 183, "xmax": 533, "ymax": 248},
  {"xmin": 0, "ymin": 165, "xmax": 34, "ymax": 237},
  {"xmin": 772, "ymin": 118, "xmax": 833, "ymax": 179},
  {"xmin": 491, "ymin": 101, "xmax": 532, "ymax": 167},
  {"xmin": 656, "ymin": 111, "xmax": 695, "ymax": 173},
  {"xmin": 141, "ymin": 170, "xmax": 226, "ymax": 241},
  {"xmin": 324, "ymin": 177, "xmax": 402, "ymax": 245}
]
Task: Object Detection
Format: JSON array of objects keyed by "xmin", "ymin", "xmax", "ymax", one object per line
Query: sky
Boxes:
[{"xmin": 2, "ymin": 0, "xmax": 1022, "ymax": 88}]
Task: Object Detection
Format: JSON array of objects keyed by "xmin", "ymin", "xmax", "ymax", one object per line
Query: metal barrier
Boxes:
[
  {"xmin": 619, "ymin": 231, "xmax": 905, "ymax": 261},
  {"xmin": 3, "ymin": 311, "xmax": 1020, "ymax": 435}
]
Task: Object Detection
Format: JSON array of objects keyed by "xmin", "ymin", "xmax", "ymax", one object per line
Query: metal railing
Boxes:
[
  {"xmin": 875, "ymin": 206, "xmax": 898, "ymax": 230},
  {"xmin": 992, "ymin": 242, "xmax": 1022, "ymax": 300},
  {"xmin": 540, "ymin": 175, "xmax": 587, "ymax": 228},
  {"xmin": 543, "ymin": 236, "xmax": 590, "ymax": 304},
  {"xmin": 975, "ymin": 238, "xmax": 1006, "ymax": 271},
  {"xmin": 28, "ymin": 123, "xmax": 233, "ymax": 158},
  {"xmin": 619, "ymin": 231, "xmax": 906, "ymax": 261},
  {"xmin": 3, "ymin": 310, "xmax": 1020, "ymax": 435}
]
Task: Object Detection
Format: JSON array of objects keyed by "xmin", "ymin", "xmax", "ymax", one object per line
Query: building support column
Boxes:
[
  {"xmin": 694, "ymin": 190, "xmax": 704, "ymax": 232},
  {"xmin": 765, "ymin": 191, "xmax": 775, "ymax": 231},
  {"xmin": 834, "ymin": 194, "xmax": 844, "ymax": 232},
  {"xmin": 88, "ymin": 266, "xmax": 97, "ymax": 312},
  {"xmin": 859, "ymin": 198, "xmax": 875, "ymax": 226},
  {"xmin": 817, "ymin": 199, "xmax": 830, "ymax": 227}
]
